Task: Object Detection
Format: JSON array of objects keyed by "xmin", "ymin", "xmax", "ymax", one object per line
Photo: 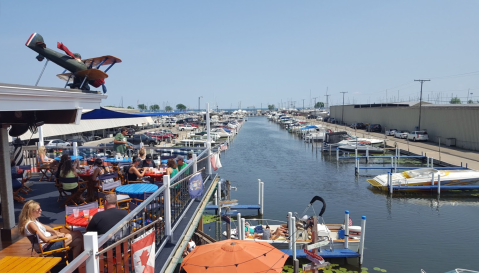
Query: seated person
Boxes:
[
  {"xmin": 91, "ymin": 158, "xmax": 111, "ymax": 181},
  {"xmin": 87, "ymin": 193, "xmax": 128, "ymax": 235},
  {"xmin": 59, "ymin": 159, "xmax": 83, "ymax": 203},
  {"xmin": 19, "ymin": 200, "xmax": 84, "ymax": 259},
  {"xmin": 127, "ymin": 156, "xmax": 144, "ymax": 181},
  {"xmin": 37, "ymin": 146, "xmax": 53, "ymax": 166},
  {"xmin": 176, "ymin": 155, "xmax": 189, "ymax": 174},
  {"xmin": 166, "ymin": 158, "xmax": 178, "ymax": 177},
  {"xmin": 139, "ymin": 154, "xmax": 155, "ymax": 171},
  {"xmin": 138, "ymin": 148, "xmax": 146, "ymax": 161},
  {"xmin": 10, "ymin": 158, "xmax": 23, "ymax": 191}
]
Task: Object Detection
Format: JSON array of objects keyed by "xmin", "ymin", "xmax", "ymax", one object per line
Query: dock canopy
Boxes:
[{"xmin": 81, "ymin": 107, "xmax": 174, "ymax": 119}]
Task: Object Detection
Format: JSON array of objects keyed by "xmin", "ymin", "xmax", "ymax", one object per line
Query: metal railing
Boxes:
[{"xmin": 59, "ymin": 147, "xmax": 211, "ymax": 273}]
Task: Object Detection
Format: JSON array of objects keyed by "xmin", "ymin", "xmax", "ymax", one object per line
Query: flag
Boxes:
[
  {"xmin": 210, "ymin": 155, "xmax": 217, "ymax": 171},
  {"xmin": 131, "ymin": 228, "xmax": 155, "ymax": 273},
  {"xmin": 349, "ymin": 218, "xmax": 353, "ymax": 226},
  {"xmin": 215, "ymin": 153, "xmax": 222, "ymax": 169},
  {"xmin": 188, "ymin": 173, "xmax": 203, "ymax": 198},
  {"xmin": 220, "ymin": 142, "xmax": 228, "ymax": 151}
]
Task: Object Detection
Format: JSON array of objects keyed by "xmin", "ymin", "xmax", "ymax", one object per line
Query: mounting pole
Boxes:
[{"xmin": 414, "ymin": 79, "xmax": 430, "ymax": 130}]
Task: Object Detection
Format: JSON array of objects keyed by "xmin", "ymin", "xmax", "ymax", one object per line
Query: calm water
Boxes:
[{"xmin": 207, "ymin": 117, "xmax": 479, "ymax": 272}]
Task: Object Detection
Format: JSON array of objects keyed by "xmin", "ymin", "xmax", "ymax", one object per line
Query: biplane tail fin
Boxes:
[{"xmin": 25, "ymin": 33, "xmax": 46, "ymax": 49}]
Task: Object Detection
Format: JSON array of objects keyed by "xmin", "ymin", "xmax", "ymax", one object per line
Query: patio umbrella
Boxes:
[{"xmin": 180, "ymin": 239, "xmax": 288, "ymax": 273}]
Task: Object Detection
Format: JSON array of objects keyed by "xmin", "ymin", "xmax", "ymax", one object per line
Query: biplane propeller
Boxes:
[{"xmin": 25, "ymin": 33, "xmax": 121, "ymax": 93}]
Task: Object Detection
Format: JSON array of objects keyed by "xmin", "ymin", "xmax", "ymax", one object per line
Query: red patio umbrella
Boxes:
[{"xmin": 180, "ymin": 239, "xmax": 288, "ymax": 273}]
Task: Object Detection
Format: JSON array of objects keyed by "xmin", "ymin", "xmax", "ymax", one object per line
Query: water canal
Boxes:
[{"xmin": 205, "ymin": 116, "xmax": 479, "ymax": 273}]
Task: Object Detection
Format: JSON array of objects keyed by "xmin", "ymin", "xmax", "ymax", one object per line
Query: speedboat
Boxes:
[
  {"xmin": 338, "ymin": 144, "xmax": 384, "ymax": 153},
  {"xmin": 367, "ymin": 168, "xmax": 479, "ymax": 190}
]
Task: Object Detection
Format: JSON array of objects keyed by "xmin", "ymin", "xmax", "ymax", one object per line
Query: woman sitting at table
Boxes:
[
  {"xmin": 18, "ymin": 200, "xmax": 84, "ymax": 259},
  {"xmin": 37, "ymin": 146, "xmax": 53, "ymax": 166},
  {"xmin": 54, "ymin": 154, "xmax": 69, "ymax": 178},
  {"xmin": 138, "ymin": 148, "xmax": 146, "ymax": 161},
  {"xmin": 166, "ymin": 158, "xmax": 178, "ymax": 177},
  {"xmin": 59, "ymin": 159, "xmax": 84, "ymax": 202},
  {"xmin": 127, "ymin": 156, "xmax": 145, "ymax": 182},
  {"xmin": 91, "ymin": 158, "xmax": 111, "ymax": 181}
]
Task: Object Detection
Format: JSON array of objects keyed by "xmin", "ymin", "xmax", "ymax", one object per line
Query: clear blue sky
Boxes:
[{"xmin": 1, "ymin": 1, "xmax": 478, "ymax": 109}]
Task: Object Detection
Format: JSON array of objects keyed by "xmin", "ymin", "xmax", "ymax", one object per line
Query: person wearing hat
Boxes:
[
  {"xmin": 176, "ymin": 155, "xmax": 189, "ymax": 175},
  {"xmin": 139, "ymin": 154, "xmax": 156, "ymax": 170},
  {"xmin": 185, "ymin": 152, "xmax": 194, "ymax": 164},
  {"xmin": 127, "ymin": 156, "xmax": 144, "ymax": 182}
]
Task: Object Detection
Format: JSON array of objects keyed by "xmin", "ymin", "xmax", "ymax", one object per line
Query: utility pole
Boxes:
[
  {"xmin": 414, "ymin": 79, "xmax": 430, "ymax": 130},
  {"xmin": 340, "ymin": 92, "xmax": 347, "ymax": 125},
  {"xmin": 325, "ymin": 94, "xmax": 330, "ymax": 109},
  {"xmin": 302, "ymin": 99, "xmax": 305, "ymax": 110},
  {"xmin": 312, "ymin": 97, "xmax": 318, "ymax": 109}
]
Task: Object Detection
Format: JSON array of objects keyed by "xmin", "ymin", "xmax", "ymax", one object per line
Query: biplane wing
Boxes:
[
  {"xmin": 82, "ymin": 55, "xmax": 122, "ymax": 68},
  {"xmin": 56, "ymin": 68, "xmax": 108, "ymax": 81}
]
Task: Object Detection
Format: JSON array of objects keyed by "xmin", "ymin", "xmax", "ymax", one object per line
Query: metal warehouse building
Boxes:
[{"xmin": 330, "ymin": 102, "xmax": 479, "ymax": 151}]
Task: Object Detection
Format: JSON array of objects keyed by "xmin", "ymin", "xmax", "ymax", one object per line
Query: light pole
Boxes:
[
  {"xmin": 414, "ymin": 79, "xmax": 430, "ymax": 130},
  {"xmin": 198, "ymin": 96, "xmax": 203, "ymax": 113},
  {"xmin": 340, "ymin": 92, "xmax": 348, "ymax": 125}
]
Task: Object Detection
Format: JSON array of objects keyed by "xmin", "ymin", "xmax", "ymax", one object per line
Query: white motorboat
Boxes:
[
  {"xmin": 367, "ymin": 168, "xmax": 479, "ymax": 190},
  {"xmin": 338, "ymin": 144, "xmax": 384, "ymax": 153},
  {"xmin": 226, "ymin": 196, "xmax": 364, "ymax": 253}
]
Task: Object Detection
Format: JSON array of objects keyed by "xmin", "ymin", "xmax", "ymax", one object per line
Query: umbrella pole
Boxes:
[{"xmin": 226, "ymin": 180, "xmax": 231, "ymax": 239}]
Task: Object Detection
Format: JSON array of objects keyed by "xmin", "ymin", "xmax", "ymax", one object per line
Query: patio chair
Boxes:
[
  {"xmin": 97, "ymin": 192, "xmax": 131, "ymax": 210},
  {"xmin": 20, "ymin": 170, "xmax": 33, "ymax": 194},
  {"xmin": 55, "ymin": 178, "xmax": 68, "ymax": 202},
  {"xmin": 27, "ymin": 226, "xmax": 70, "ymax": 260},
  {"xmin": 58, "ymin": 177, "xmax": 87, "ymax": 206},
  {"xmin": 11, "ymin": 174, "xmax": 25, "ymax": 203},
  {"xmin": 97, "ymin": 173, "xmax": 121, "ymax": 193},
  {"xmin": 121, "ymin": 166, "xmax": 144, "ymax": 184},
  {"xmin": 65, "ymin": 202, "xmax": 98, "ymax": 232}
]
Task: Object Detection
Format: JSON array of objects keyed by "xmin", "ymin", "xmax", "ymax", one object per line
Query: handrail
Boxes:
[
  {"xmin": 97, "ymin": 185, "xmax": 165, "ymax": 247},
  {"xmin": 170, "ymin": 168, "xmax": 205, "ymax": 188},
  {"xmin": 97, "ymin": 218, "xmax": 162, "ymax": 256},
  {"xmin": 58, "ymin": 248, "xmax": 91, "ymax": 273}
]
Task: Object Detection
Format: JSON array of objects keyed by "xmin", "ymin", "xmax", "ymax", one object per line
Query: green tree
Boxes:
[
  {"xmin": 127, "ymin": 106, "xmax": 134, "ymax": 109},
  {"xmin": 165, "ymin": 106, "xmax": 173, "ymax": 112},
  {"xmin": 468, "ymin": 100, "xmax": 474, "ymax": 104},
  {"xmin": 176, "ymin": 104, "xmax": 187, "ymax": 111},
  {"xmin": 450, "ymin": 97, "xmax": 461, "ymax": 104},
  {"xmin": 138, "ymin": 104, "xmax": 147, "ymax": 110},
  {"xmin": 150, "ymin": 104, "xmax": 160, "ymax": 111},
  {"xmin": 268, "ymin": 104, "xmax": 275, "ymax": 110},
  {"xmin": 315, "ymin": 102, "xmax": 325, "ymax": 108}
]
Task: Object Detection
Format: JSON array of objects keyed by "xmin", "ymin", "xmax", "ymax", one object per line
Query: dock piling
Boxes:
[
  {"xmin": 388, "ymin": 172, "xmax": 393, "ymax": 194},
  {"xmin": 336, "ymin": 147, "xmax": 339, "ymax": 161},
  {"xmin": 237, "ymin": 213, "xmax": 242, "ymax": 239},
  {"xmin": 288, "ymin": 212, "xmax": 293, "ymax": 250},
  {"xmin": 431, "ymin": 173, "xmax": 435, "ymax": 186},
  {"xmin": 344, "ymin": 211, "xmax": 349, "ymax": 249},
  {"xmin": 438, "ymin": 175, "xmax": 441, "ymax": 195},
  {"xmin": 260, "ymin": 181, "xmax": 264, "ymax": 215},
  {"xmin": 359, "ymin": 216, "xmax": 366, "ymax": 265},
  {"xmin": 292, "ymin": 215, "xmax": 297, "ymax": 260}
]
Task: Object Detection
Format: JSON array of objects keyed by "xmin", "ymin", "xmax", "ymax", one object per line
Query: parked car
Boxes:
[
  {"xmin": 385, "ymin": 129, "xmax": 398, "ymax": 136},
  {"xmin": 316, "ymin": 116, "xmax": 323, "ymax": 121},
  {"xmin": 407, "ymin": 131, "xmax": 429, "ymax": 142},
  {"xmin": 45, "ymin": 139, "xmax": 71, "ymax": 149},
  {"xmin": 126, "ymin": 128, "xmax": 135, "ymax": 137},
  {"xmin": 350, "ymin": 123, "xmax": 366, "ymax": 129},
  {"xmin": 67, "ymin": 138, "xmax": 86, "ymax": 146},
  {"xmin": 159, "ymin": 129, "xmax": 178, "ymax": 139},
  {"xmin": 394, "ymin": 130, "xmax": 409, "ymax": 139},
  {"xmin": 165, "ymin": 121, "xmax": 176, "ymax": 127},
  {"xmin": 178, "ymin": 124, "xmax": 196, "ymax": 131},
  {"xmin": 97, "ymin": 141, "xmax": 113, "ymax": 154},
  {"xmin": 366, "ymin": 124, "xmax": 382, "ymax": 132},
  {"xmin": 328, "ymin": 118, "xmax": 337, "ymax": 124},
  {"xmin": 307, "ymin": 115, "xmax": 318, "ymax": 119},
  {"xmin": 130, "ymin": 134, "xmax": 158, "ymax": 146}
]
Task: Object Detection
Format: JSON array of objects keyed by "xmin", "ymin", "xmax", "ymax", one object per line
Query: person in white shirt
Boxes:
[{"xmin": 18, "ymin": 200, "xmax": 84, "ymax": 259}]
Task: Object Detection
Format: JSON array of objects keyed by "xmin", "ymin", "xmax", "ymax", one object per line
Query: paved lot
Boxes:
[{"xmin": 300, "ymin": 117, "xmax": 479, "ymax": 170}]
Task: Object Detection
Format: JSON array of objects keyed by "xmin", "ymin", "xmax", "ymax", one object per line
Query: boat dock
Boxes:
[{"xmin": 280, "ymin": 248, "xmax": 360, "ymax": 258}]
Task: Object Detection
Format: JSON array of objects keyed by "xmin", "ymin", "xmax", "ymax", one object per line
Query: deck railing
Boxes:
[{"xmin": 59, "ymin": 148, "xmax": 211, "ymax": 273}]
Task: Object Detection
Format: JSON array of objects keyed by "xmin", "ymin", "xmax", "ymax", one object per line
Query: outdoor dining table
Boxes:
[
  {"xmin": 66, "ymin": 208, "xmax": 100, "ymax": 227},
  {"xmin": 0, "ymin": 256, "xmax": 62, "ymax": 273},
  {"xmin": 54, "ymin": 155, "xmax": 83, "ymax": 161},
  {"xmin": 115, "ymin": 183, "xmax": 158, "ymax": 200},
  {"xmin": 144, "ymin": 170, "xmax": 166, "ymax": 182}
]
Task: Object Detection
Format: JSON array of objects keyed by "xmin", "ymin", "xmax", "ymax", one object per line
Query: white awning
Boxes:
[{"xmin": 11, "ymin": 116, "xmax": 153, "ymax": 140}]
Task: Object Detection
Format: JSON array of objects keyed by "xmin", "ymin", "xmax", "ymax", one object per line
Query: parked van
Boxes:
[{"xmin": 407, "ymin": 131, "xmax": 429, "ymax": 142}]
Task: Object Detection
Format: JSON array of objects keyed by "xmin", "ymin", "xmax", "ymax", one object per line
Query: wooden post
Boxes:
[
  {"xmin": 312, "ymin": 216, "xmax": 318, "ymax": 273},
  {"xmin": 226, "ymin": 180, "xmax": 231, "ymax": 240}
]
